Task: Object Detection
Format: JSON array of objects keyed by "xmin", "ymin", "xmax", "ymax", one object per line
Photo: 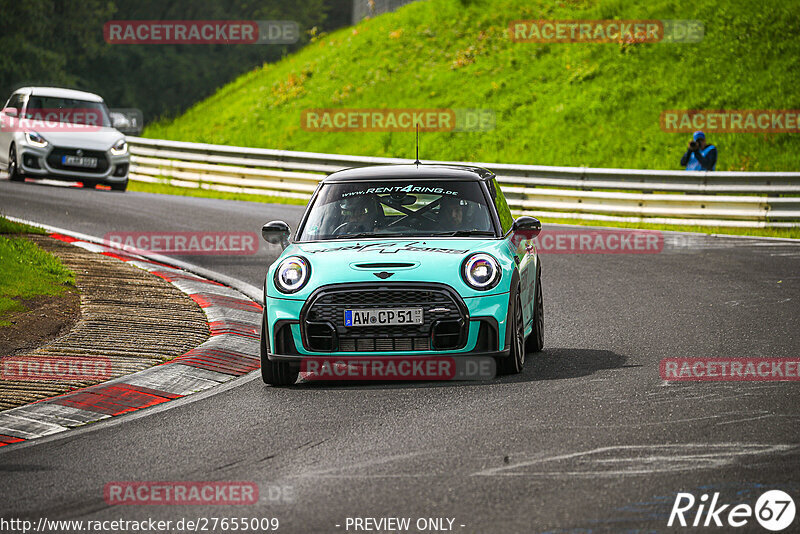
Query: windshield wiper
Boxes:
[
  {"xmin": 431, "ymin": 230, "xmax": 496, "ymax": 237},
  {"xmin": 329, "ymin": 230, "xmax": 495, "ymax": 240},
  {"xmin": 331, "ymin": 232, "xmax": 409, "ymax": 240},
  {"xmin": 330, "ymin": 232, "xmax": 379, "ymax": 239}
]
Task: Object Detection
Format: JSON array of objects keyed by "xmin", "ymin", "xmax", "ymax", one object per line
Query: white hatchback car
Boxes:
[{"xmin": 0, "ymin": 87, "xmax": 130, "ymax": 191}]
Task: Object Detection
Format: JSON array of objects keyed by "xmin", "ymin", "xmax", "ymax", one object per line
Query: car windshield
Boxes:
[
  {"xmin": 298, "ymin": 180, "xmax": 496, "ymax": 241},
  {"xmin": 23, "ymin": 97, "xmax": 111, "ymax": 127}
]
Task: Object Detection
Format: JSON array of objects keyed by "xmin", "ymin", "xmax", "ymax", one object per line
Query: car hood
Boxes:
[
  {"xmin": 268, "ymin": 238, "xmax": 516, "ymax": 299},
  {"xmin": 36, "ymin": 127, "xmax": 124, "ymax": 151}
]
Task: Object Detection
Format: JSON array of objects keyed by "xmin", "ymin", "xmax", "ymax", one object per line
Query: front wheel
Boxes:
[
  {"xmin": 260, "ymin": 315, "xmax": 299, "ymax": 386},
  {"xmin": 7, "ymin": 146, "xmax": 23, "ymax": 182},
  {"xmin": 496, "ymin": 291, "xmax": 525, "ymax": 375}
]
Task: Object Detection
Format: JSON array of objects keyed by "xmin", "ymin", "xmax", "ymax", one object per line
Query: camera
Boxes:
[{"xmin": 689, "ymin": 140, "xmax": 698, "ymax": 150}]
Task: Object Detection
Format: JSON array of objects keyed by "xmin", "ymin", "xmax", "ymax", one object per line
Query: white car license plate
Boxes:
[
  {"xmin": 62, "ymin": 155, "xmax": 98, "ymax": 168},
  {"xmin": 344, "ymin": 308, "xmax": 423, "ymax": 327}
]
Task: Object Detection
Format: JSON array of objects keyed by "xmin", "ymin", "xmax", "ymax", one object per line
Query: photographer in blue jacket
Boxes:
[{"xmin": 680, "ymin": 130, "xmax": 717, "ymax": 170}]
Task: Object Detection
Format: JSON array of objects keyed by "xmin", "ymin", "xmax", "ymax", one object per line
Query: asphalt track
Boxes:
[{"xmin": 1, "ymin": 178, "xmax": 799, "ymax": 533}]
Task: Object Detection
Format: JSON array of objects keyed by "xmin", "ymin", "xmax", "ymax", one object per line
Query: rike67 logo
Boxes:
[{"xmin": 669, "ymin": 490, "xmax": 796, "ymax": 531}]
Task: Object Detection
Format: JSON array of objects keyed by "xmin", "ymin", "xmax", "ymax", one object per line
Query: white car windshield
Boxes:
[
  {"xmin": 23, "ymin": 97, "xmax": 112, "ymax": 127},
  {"xmin": 298, "ymin": 181, "xmax": 496, "ymax": 240}
]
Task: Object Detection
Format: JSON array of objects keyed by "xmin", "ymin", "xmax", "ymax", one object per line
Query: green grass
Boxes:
[
  {"xmin": 140, "ymin": 0, "xmax": 799, "ymax": 237},
  {"xmin": 146, "ymin": 0, "xmax": 800, "ymax": 172},
  {"xmin": 0, "ymin": 216, "xmax": 75, "ymax": 327},
  {"xmin": 129, "ymin": 179, "xmax": 308, "ymax": 206},
  {"xmin": 0, "ymin": 216, "xmax": 46, "ymax": 235}
]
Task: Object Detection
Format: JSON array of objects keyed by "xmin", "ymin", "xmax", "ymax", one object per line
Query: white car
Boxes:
[{"xmin": 0, "ymin": 87, "xmax": 130, "ymax": 191}]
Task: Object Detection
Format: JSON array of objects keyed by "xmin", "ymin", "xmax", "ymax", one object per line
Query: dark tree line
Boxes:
[{"xmin": 0, "ymin": 0, "xmax": 354, "ymax": 123}]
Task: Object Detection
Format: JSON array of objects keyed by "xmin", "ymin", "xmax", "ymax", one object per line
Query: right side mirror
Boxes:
[
  {"xmin": 512, "ymin": 216, "xmax": 541, "ymax": 238},
  {"xmin": 261, "ymin": 220, "xmax": 291, "ymax": 249},
  {"xmin": 2, "ymin": 107, "xmax": 18, "ymax": 118}
]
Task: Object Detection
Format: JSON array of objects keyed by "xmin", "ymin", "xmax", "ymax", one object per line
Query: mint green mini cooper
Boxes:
[{"xmin": 259, "ymin": 164, "xmax": 544, "ymax": 385}]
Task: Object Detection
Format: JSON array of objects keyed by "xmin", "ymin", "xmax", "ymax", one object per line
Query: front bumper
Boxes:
[
  {"xmin": 265, "ymin": 286, "xmax": 511, "ymax": 361},
  {"xmin": 17, "ymin": 143, "xmax": 129, "ymax": 183},
  {"xmin": 268, "ymin": 348, "xmax": 511, "ymax": 363}
]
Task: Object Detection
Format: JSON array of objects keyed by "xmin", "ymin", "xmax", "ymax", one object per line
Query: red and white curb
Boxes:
[{"xmin": 0, "ymin": 232, "xmax": 262, "ymax": 446}]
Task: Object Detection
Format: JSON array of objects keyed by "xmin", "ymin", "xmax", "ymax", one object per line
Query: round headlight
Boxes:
[
  {"xmin": 462, "ymin": 253, "xmax": 500, "ymax": 290},
  {"xmin": 274, "ymin": 256, "xmax": 310, "ymax": 293}
]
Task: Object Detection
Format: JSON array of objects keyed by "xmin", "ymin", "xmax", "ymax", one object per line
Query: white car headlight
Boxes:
[
  {"xmin": 25, "ymin": 131, "xmax": 48, "ymax": 148},
  {"xmin": 110, "ymin": 139, "xmax": 128, "ymax": 155},
  {"xmin": 274, "ymin": 256, "xmax": 310, "ymax": 294},
  {"xmin": 462, "ymin": 253, "xmax": 500, "ymax": 290}
]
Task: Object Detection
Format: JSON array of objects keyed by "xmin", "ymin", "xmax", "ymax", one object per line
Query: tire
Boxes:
[
  {"xmin": 109, "ymin": 180, "xmax": 128, "ymax": 192},
  {"xmin": 260, "ymin": 315, "xmax": 299, "ymax": 386},
  {"xmin": 496, "ymin": 290, "xmax": 525, "ymax": 375},
  {"xmin": 7, "ymin": 145, "xmax": 23, "ymax": 182},
  {"xmin": 526, "ymin": 268, "xmax": 544, "ymax": 353}
]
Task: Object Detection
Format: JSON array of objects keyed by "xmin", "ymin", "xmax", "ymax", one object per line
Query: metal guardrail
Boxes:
[{"xmin": 128, "ymin": 136, "xmax": 800, "ymax": 228}]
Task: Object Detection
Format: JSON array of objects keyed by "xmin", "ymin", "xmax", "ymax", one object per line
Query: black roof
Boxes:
[{"xmin": 322, "ymin": 164, "xmax": 494, "ymax": 183}]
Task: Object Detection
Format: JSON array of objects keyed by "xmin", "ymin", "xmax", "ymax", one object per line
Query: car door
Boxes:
[
  {"xmin": 490, "ymin": 177, "xmax": 535, "ymax": 329},
  {"xmin": 515, "ymin": 234, "xmax": 536, "ymax": 330},
  {"xmin": 0, "ymin": 93, "xmax": 24, "ymax": 167}
]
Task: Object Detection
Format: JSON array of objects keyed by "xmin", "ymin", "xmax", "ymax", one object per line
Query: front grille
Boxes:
[
  {"xmin": 339, "ymin": 337, "xmax": 430, "ymax": 352},
  {"xmin": 47, "ymin": 147, "xmax": 109, "ymax": 174},
  {"xmin": 301, "ymin": 284, "xmax": 467, "ymax": 352}
]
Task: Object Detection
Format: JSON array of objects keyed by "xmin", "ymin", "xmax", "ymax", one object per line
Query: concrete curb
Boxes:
[{"xmin": 0, "ymin": 231, "xmax": 262, "ymax": 446}]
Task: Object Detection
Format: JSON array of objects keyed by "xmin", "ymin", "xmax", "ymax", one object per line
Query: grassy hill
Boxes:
[{"xmin": 145, "ymin": 0, "xmax": 800, "ymax": 171}]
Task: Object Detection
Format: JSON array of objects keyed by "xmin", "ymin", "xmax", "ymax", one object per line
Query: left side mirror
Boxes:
[
  {"xmin": 512, "ymin": 216, "xmax": 541, "ymax": 238},
  {"xmin": 262, "ymin": 220, "xmax": 291, "ymax": 249}
]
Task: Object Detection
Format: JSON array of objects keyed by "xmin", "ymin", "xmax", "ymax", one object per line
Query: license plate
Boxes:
[
  {"xmin": 62, "ymin": 155, "xmax": 98, "ymax": 168},
  {"xmin": 344, "ymin": 308, "xmax": 423, "ymax": 327}
]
